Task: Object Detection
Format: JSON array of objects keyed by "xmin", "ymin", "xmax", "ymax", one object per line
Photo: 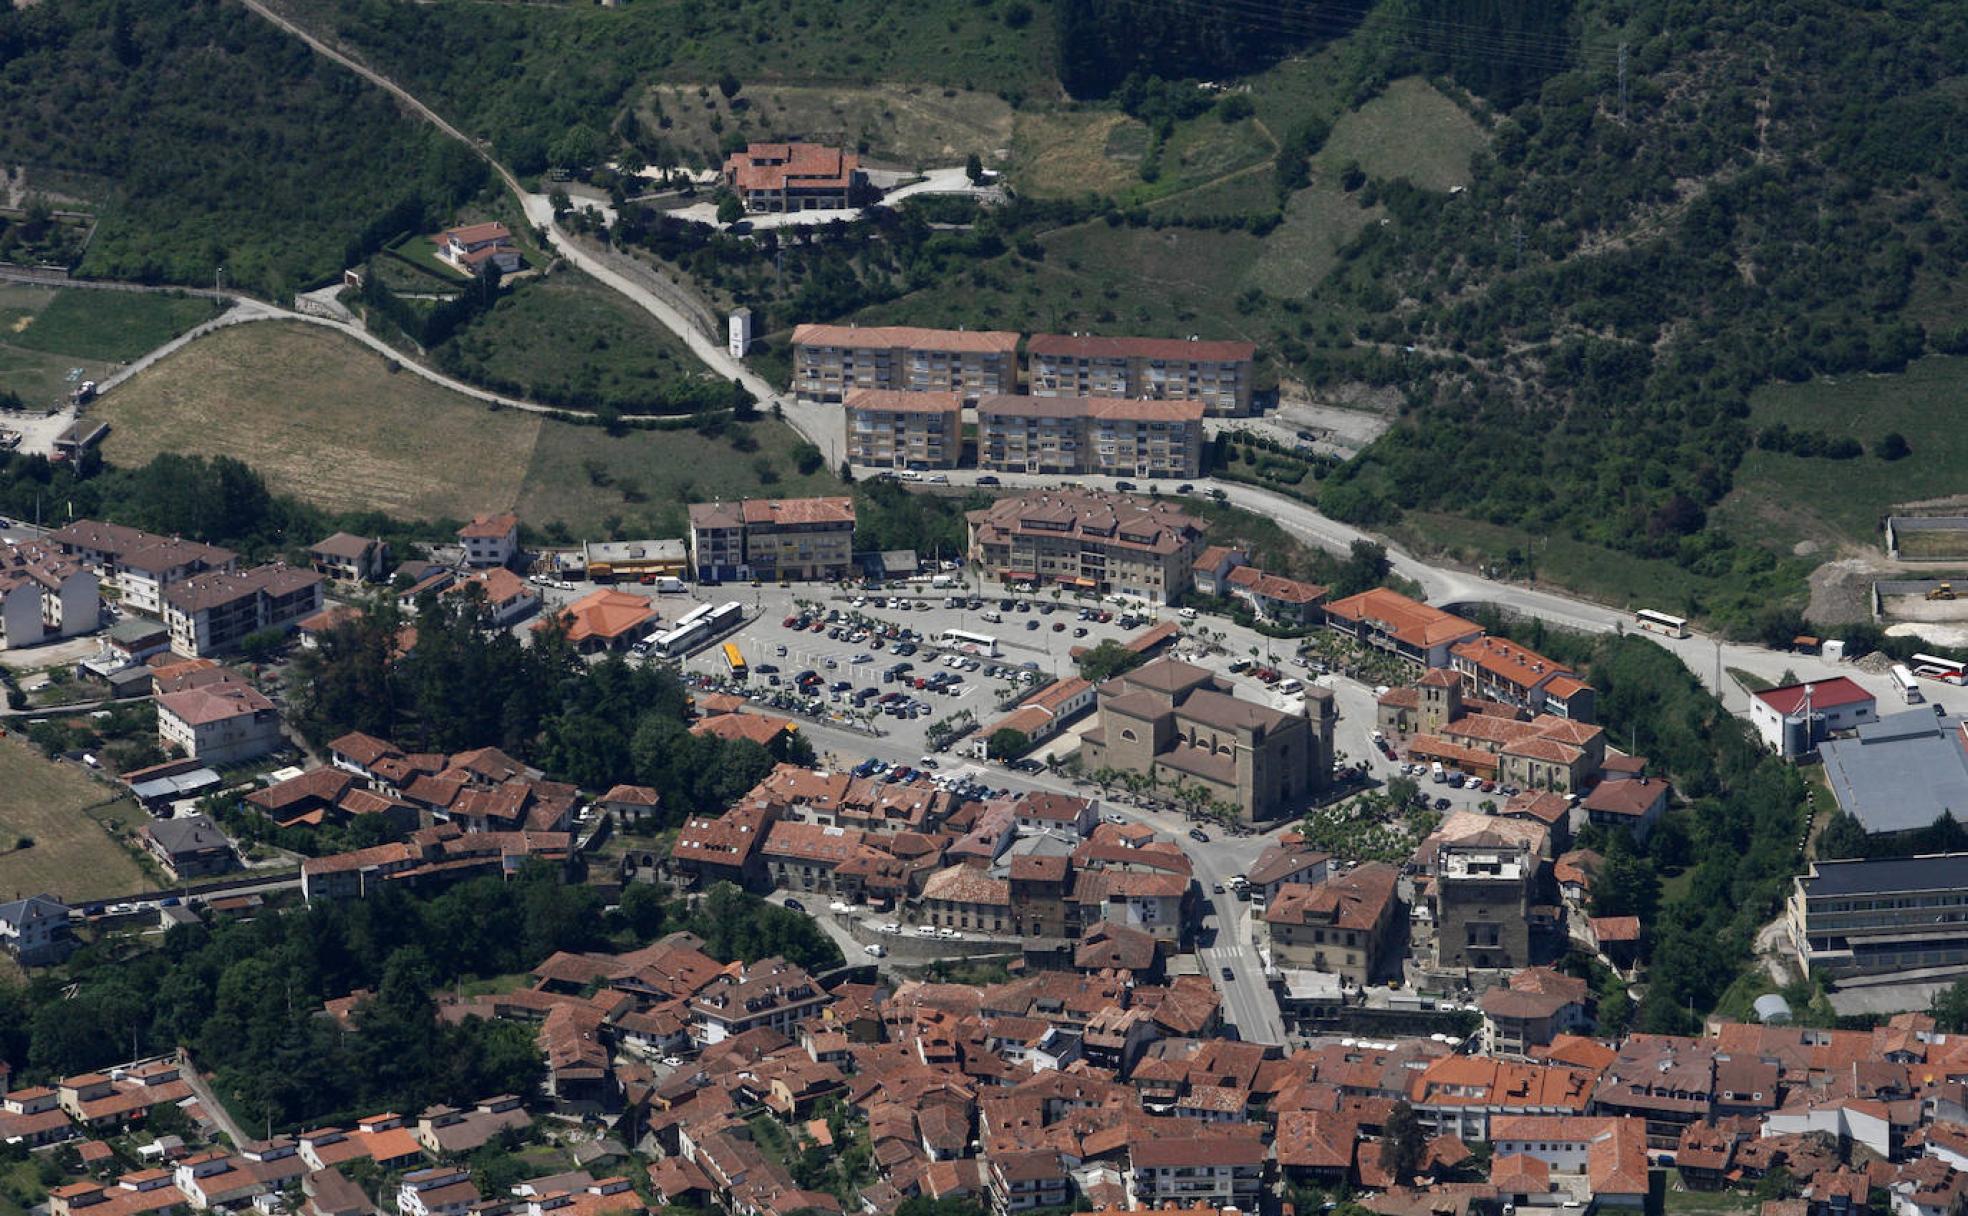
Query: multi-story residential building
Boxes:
[
  {"xmin": 1388, "ymin": 670, "xmax": 1609, "ymax": 794},
  {"xmin": 457, "ymin": 513, "xmax": 520, "ymax": 569},
  {"xmin": 1222, "ymin": 566, "xmax": 1328, "ymax": 628},
  {"xmin": 687, "ymin": 497, "xmax": 857, "ymax": 582},
  {"xmin": 1478, "ymin": 966, "xmax": 1592, "ymax": 1057},
  {"xmin": 1787, "ymin": 853, "xmax": 1968, "ymax": 979},
  {"xmin": 48, "ymin": 519, "xmax": 234, "ymax": 618},
  {"xmin": 965, "ymin": 490, "xmax": 1208, "ymax": 604},
  {"xmin": 161, "ymin": 563, "xmax": 324, "ymax": 657},
  {"xmin": 722, "ymin": 142, "xmax": 867, "ymax": 212},
  {"xmin": 1432, "ymin": 833, "xmax": 1536, "ymax": 971},
  {"xmin": 1027, "ymin": 333, "xmax": 1257, "ymax": 417},
  {"xmin": 686, "ymin": 958, "xmax": 830, "ymax": 1044},
  {"xmin": 0, "ymin": 541, "xmax": 97, "ymax": 647},
  {"xmin": 977, "ymin": 395, "xmax": 1205, "ymax": 478},
  {"xmin": 1450, "ymin": 635, "xmax": 1597, "ymax": 723},
  {"xmin": 843, "ymin": 388, "xmax": 962, "ymax": 469},
  {"xmin": 1080, "ymin": 657, "xmax": 1334, "ymax": 823},
  {"xmin": 791, "ymin": 324, "xmax": 1019, "ymax": 405},
  {"xmin": 1263, "ymin": 863, "xmax": 1401, "ymax": 985},
  {"xmin": 1125, "ymin": 1133, "xmax": 1266, "ymax": 1209},
  {"xmin": 308, "ymin": 533, "xmax": 390, "ymax": 583},
  {"xmin": 1324, "ymin": 587, "xmax": 1484, "ymax": 668},
  {"xmin": 0, "ymin": 894, "xmax": 74, "ymax": 966},
  {"xmin": 156, "ymin": 675, "xmax": 283, "ymax": 764}
]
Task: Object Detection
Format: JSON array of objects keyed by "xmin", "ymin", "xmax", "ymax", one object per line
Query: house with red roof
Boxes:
[
  {"xmin": 437, "ymin": 223, "xmax": 520, "ymax": 275},
  {"xmin": 1749, "ymin": 676, "xmax": 1877, "ymax": 758}
]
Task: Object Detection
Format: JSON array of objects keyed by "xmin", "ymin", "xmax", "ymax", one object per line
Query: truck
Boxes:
[{"xmin": 652, "ymin": 576, "xmax": 686, "ymax": 594}]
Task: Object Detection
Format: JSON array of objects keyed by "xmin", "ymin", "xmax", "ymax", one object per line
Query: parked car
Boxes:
[
  {"xmin": 783, "ymin": 898, "xmax": 806, "ymax": 913},
  {"xmin": 864, "ymin": 943, "xmax": 888, "ymax": 957},
  {"xmin": 976, "ymin": 475, "xmax": 1001, "ymax": 486},
  {"xmin": 1189, "ymin": 828, "xmax": 1211, "ymax": 843}
]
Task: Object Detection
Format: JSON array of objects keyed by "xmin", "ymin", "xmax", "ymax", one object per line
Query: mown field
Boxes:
[
  {"xmin": 96, "ymin": 321, "xmax": 544, "ymax": 521},
  {"xmin": 0, "ymin": 284, "xmax": 222, "ymax": 410},
  {"xmin": 1714, "ymin": 356, "xmax": 1968, "ymax": 554},
  {"xmin": 0, "ymin": 735, "xmax": 154, "ymax": 902},
  {"xmin": 95, "ymin": 319, "xmax": 842, "ymax": 535}
]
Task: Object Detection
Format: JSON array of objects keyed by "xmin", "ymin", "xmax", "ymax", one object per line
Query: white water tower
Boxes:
[{"xmin": 728, "ymin": 307, "xmax": 754, "ymax": 359}]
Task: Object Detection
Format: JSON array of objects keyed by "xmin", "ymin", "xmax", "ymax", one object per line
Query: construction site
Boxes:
[{"xmin": 1873, "ymin": 577, "xmax": 1968, "ymax": 648}]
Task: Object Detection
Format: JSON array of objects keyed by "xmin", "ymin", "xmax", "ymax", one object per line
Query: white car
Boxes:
[
  {"xmin": 1103, "ymin": 812, "xmax": 1127, "ymax": 825},
  {"xmin": 830, "ymin": 901, "xmax": 855, "ymax": 913},
  {"xmin": 878, "ymin": 922, "xmax": 902, "ymax": 935},
  {"xmin": 937, "ymin": 927, "xmax": 959, "ymax": 939},
  {"xmin": 864, "ymin": 943, "xmax": 888, "ymax": 958}
]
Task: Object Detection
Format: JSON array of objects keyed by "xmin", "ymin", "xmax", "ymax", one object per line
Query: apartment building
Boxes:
[
  {"xmin": 457, "ymin": 513, "xmax": 520, "ymax": 569},
  {"xmin": 0, "ymin": 541, "xmax": 97, "ymax": 647},
  {"xmin": 965, "ymin": 490, "xmax": 1208, "ymax": 604},
  {"xmin": 1027, "ymin": 333, "xmax": 1256, "ymax": 417},
  {"xmin": 1324, "ymin": 587, "xmax": 1483, "ymax": 669},
  {"xmin": 1451, "ymin": 635, "xmax": 1598, "ymax": 723},
  {"xmin": 1263, "ymin": 863, "xmax": 1402, "ymax": 985},
  {"xmin": 48, "ymin": 519, "xmax": 235, "ymax": 617},
  {"xmin": 791, "ymin": 324, "xmax": 1019, "ymax": 405},
  {"xmin": 1787, "ymin": 853, "xmax": 1968, "ymax": 979},
  {"xmin": 687, "ymin": 497, "xmax": 857, "ymax": 582},
  {"xmin": 977, "ymin": 395, "xmax": 1205, "ymax": 478},
  {"xmin": 1125, "ymin": 1133, "xmax": 1266, "ymax": 1209},
  {"xmin": 843, "ymin": 388, "xmax": 962, "ymax": 469},
  {"xmin": 156, "ymin": 676, "xmax": 283, "ymax": 765},
  {"xmin": 161, "ymin": 563, "xmax": 324, "ymax": 658}
]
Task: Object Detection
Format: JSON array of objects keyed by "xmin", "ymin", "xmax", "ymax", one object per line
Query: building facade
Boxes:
[
  {"xmin": 156, "ymin": 677, "xmax": 284, "ymax": 764},
  {"xmin": 162, "ymin": 564, "xmax": 325, "ymax": 658},
  {"xmin": 791, "ymin": 324, "xmax": 1019, "ymax": 405},
  {"xmin": 1432, "ymin": 834, "xmax": 1535, "ymax": 972},
  {"xmin": 977, "ymin": 395, "xmax": 1205, "ymax": 479},
  {"xmin": 688, "ymin": 497, "xmax": 857, "ymax": 583},
  {"xmin": 1324, "ymin": 588, "xmax": 1484, "ymax": 668},
  {"xmin": 844, "ymin": 388, "xmax": 962, "ymax": 469},
  {"xmin": 1027, "ymin": 334, "xmax": 1256, "ymax": 417},
  {"xmin": 1263, "ymin": 864, "xmax": 1401, "ymax": 985},
  {"xmin": 966, "ymin": 491, "xmax": 1208, "ymax": 604},
  {"xmin": 0, "ymin": 542, "xmax": 97, "ymax": 648},
  {"xmin": 457, "ymin": 514, "xmax": 520, "ymax": 569},
  {"xmin": 722, "ymin": 142, "xmax": 866, "ymax": 212},
  {"xmin": 1078, "ymin": 657, "xmax": 1333, "ymax": 823},
  {"xmin": 1787, "ymin": 853, "xmax": 1968, "ymax": 979}
]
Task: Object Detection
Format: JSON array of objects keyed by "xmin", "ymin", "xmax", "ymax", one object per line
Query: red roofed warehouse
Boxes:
[{"xmin": 1748, "ymin": 676, "xmax": 1877, "ymax": 758}]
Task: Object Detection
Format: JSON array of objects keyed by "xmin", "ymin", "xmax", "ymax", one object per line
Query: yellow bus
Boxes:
[{"xmin": 721, "ymin": 641, "xmax": 747, "ymax": 679}]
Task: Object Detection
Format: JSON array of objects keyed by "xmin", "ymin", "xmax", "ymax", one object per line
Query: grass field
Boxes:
[
  {"xmin": 1316, "ymin": 77, "xmax": 1487, "ymax": 191},
  {"xmin": 1010, "ymin": 111, "xmax": 1149, "ymax": 198},
  {"xmin": 1714, "ymin": 356, "xmax": 1968, "ymax": 553},
  {"xmin": 0, "ymin": 284, "xmax": 222, "ymax": 410},
  {"xmin": 439, "ymin": 269, "xmax": 721, "ymax": 413},
  {"xmin": 1247, "ymin": 177, "xmax": 1383, "ymax": 292},
  {"xmin": 516, "ymin": 414, "xmax": 842, "ymax": 537},
  {"xmin": 0, "ymin": 735, "xmax": 154, "ymax": 902},
  {"xmin": 1896, "ymin": 527, "xmax": 1968, "ymax": 560},
  {"xmin": 96, "ymin": 316, "xmax": 841, "ymax": 534},
  {"xmin": 644, "ymin": 81, "xmax": 1014, "ymax": 170},
  {"xmin": 96, "ymin": 321, "xmax": 543, "ymax": 521}
]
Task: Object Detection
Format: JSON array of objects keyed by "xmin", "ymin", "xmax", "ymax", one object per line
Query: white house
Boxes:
[
  {"xmin": 457, "ymin": 513, "xmax": 521, "ymax": 569},
  {"xmin": 0, "ymin": 894, "xmax": 74, "ymax": 966},
  {"xmin": 1749, "ymin": 676, "xmax": 1878, "ymax": 758},
  {"xmin": 437, "ymin": 223, "xmax": 521, "ymax": 275},
  {"xmin": 0, "ymin": 542, "xmax": 99, "ymax": 647}
]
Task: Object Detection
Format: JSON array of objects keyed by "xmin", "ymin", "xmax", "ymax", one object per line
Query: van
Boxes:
[
  {"xmin": 1178, "ymin": 607, "xmax": 1198, "ymax": 621},
  {"xmin": 981, "ymin": 610, "xmax": 1003, "ymax": 623},
  {"xmin": 1278, "ymin": 677, "xmax": 1302, "ymax": 694},
  {"xmin": 895, "ymin": 469, "xmax": 923, "ymax": 482},
  {"xmin": 932, "ymin": 575, "xmax": 956, "ymax": 589},
  {"xmin": 1431, "ymin": 762, "xmax": 1447, "ymax": 784},
  {"xmin": 654, "ymin": 576, "xmax": 686, "ymax": 593}
]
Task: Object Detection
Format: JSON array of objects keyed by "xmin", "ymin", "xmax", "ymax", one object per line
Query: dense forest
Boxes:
[
  {"xmin": 0, "ymin": 0, "xmax": 486, "ymax": 297},
  {"xmin": 0, "ymin": 875, "xmax": 838, "ymax": 1129}
]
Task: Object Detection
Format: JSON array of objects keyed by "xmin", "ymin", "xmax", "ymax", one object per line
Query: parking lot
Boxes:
[{"xmin": 672, "ymin": 580, "xmax": 1178, "ymax": 761}]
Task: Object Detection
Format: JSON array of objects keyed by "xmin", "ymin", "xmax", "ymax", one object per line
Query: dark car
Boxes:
[
  {"xmin": 783, "ymin": 898, "xmax": 806, "ymax": 913},
  {"xmin": 1434, "ymin": 797, "xmax": 1451, "ymax": 811},
  {"xmin": 1027, "ymin": 619, "xmax": 1041, "ymax": 630},
  {"xmin": 1177, "ymin": 483, "xmax": 1195, "ymax": 494},
  {"xmin": 976, "ymin": 475, "xmax": 1001, "ymax": 486},
  {"xmin": 1220, "ymin": 966, "xmax": 1235, "ymax": 981},
  {"xmin": 1189, "ymin": 828, "xmax": 1211, "ymax": 843},
  {"xmin": 1115, "ymin": 480, "xmax": 1137, "ymax": 491}
]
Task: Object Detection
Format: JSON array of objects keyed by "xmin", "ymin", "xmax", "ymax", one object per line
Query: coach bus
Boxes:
[
  {"xmin": 1892, "ymin": 664, "xmax": 1925, "ymax": 703},
  {"xmin": 1634, "ymin": 608, "xmax": 1690, "ymax": 639},
  {"xmin": 940, "ymin": 628, "xmax": 1001, "ymax": 657},
  {"xmin": 1912, "ymin": 653, "xmax": 1968, "ymax": 685},
  {"xmin": 722, "ymin": 641, "xmax": 748, "ymax": 680}
]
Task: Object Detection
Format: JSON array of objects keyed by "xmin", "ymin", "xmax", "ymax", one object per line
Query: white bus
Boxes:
[
  {"xmin": 940, "ymin": 628, "xmax": 1000, "ymax": 657},
  {"xmin": 1912, "ymin": 653, "xmax": 1968, "ymax": 685},
  {"xmin": 1892, "ymin": 664, "xmax": 1924, "ymax": 703},
  {"xmin": 1634, "ymin": 608, "xmax": 1690, "ymax": 639}
]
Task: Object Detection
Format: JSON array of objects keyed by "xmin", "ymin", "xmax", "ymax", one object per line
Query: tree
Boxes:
[
  {"xmin": 1878, "ymin": 432, "xmax": 1911, "ymax": 461},
  {"xmin": 548, "ymin": 124, "xmax": 603, "ymax": 173},
  {"xmin": 1591, "ymin": 832, "xmax": 1661, "ymax": 924},
  {"xmin": 1755, "ymin": 1166, "xmax": 1798, "ymax": 1203},
  {"xmin": 1078, "ymin": 639, "xmax": 1146, "ymax": 682},
  {"xmin": 987, "ymin": 728, "xmax": 1030, "ymax": 760},
  {"xmin": 1379, "ymin": 1100, "xmax": 1424, "ymax": 1184},
  {"xmin": 964, "ymin": 153, "xmax": 984, "ymax": 185},
  {"xmin": 717, "ymin": 72, "xmax": 743, "ymax": 100},
  {"xmin": 717, "ymin": 195, "xmax": 745, "ymax": 226}
]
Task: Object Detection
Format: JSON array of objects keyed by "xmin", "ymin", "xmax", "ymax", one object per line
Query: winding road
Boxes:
[{"xmin": 215, "ymin": 0, "xmax": 1963, "ymax": 727}]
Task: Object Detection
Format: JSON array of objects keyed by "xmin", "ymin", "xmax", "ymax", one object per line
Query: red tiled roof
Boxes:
[{"xmin": 1753, "ymin": 676, "xmax": 1874, "ymax": 716}]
